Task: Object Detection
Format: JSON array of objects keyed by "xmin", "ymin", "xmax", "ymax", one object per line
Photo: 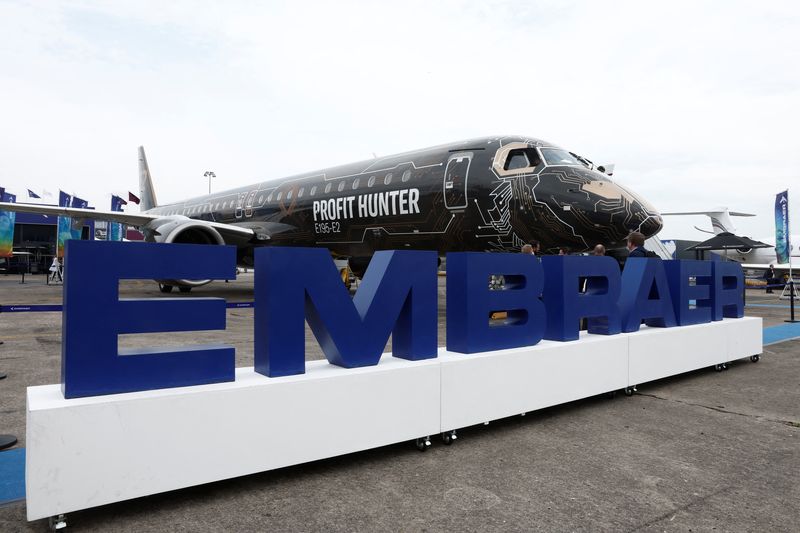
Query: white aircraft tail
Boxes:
[
  {"xmin": 138, "ymin": 146, "xmax": 158, "ymax": 211},
  {"xmin": 661, "ymin": 208, "xmax": 755, "ymax": 235}
]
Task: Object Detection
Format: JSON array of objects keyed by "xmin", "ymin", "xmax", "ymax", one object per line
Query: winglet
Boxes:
[{"xmin": 138, "ymin": 146, "xmax": 158, "ymax": 211}]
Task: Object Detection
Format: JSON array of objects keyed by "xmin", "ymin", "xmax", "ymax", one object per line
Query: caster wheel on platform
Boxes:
[
  {"xmin": 624, "ymin": 387, "xmax": 636, "ymax": 397},
  {"xmin": 442, "ymin": 430, "xmax": 457, "ymax": 445},
  {"xmin": 750, "ymin": 354, "xmax": 760, "ymax": 363},
  {"xmin": 415, "ymin": 437, "xmax": 431, "ymax": 452},
  {"xmin": 714, "ymin": 364, "xmax": 724, "ymax": 372}
]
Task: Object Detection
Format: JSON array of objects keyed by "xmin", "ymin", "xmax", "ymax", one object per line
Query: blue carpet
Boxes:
[
  {"xmin": 763, "ymin": 322, "xmax": 800, "ymax": 346},
  {"xmin": 0, "ymin": 447, "xmax": 25, "ymax": 505}
]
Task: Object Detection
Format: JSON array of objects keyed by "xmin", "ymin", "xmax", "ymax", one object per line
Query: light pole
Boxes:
[{"xmin": 204, "ymin": 171, "xmax": 216, "ymax": 195}]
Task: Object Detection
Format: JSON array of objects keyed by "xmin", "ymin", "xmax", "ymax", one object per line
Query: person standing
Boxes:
[
  {"xmin": 592, "ymin": 244, "xmax": 606, "ymax": 256},
  {"xmin": 625, "ymin": 232, "xmax": 649, "ymax": 258},
  {"xmin": 764, "ymin": 265, "xmax": 777, "ymax": 293}
]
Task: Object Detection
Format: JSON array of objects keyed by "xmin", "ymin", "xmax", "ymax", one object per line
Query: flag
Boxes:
[
  {"xmin": 109, "ymin": 195, "xmax": 128, "ymax": 241},
  {"xmin": 111, "ymin": 195, "xmax": 127, "ymax": 212},
  {"xmin": 1, "ymin": 191, "xmax": 17, "ymax": 258},
  {"xmin": 28, "ymin": 189, "xmax": 41, "ymax": 199},
  {"xmin": 57, "ymin": 191, "xmax": 82, "ymax": 257},
  {"xmin": 128, "ymin": 191, "xmax": 141, "ymax": 205},
  {"xmin": 71, "ymin": 195, "xmax": 89, "ymax": 209},
  {"xmin": 775, "ymin": 190, "xmax": 790, "ymax": 264}
]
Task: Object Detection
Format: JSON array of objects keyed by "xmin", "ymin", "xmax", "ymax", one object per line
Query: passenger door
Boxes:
[{"xmin": 443, "ymin": 152, "xmax": 472, "ymax": 210}]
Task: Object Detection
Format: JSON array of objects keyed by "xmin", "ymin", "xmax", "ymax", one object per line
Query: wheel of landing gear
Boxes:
[
  {"xmin": 750, "ymin": 354, "xmax": 760, "ymax": 363},
  {"xmin": 178, "ymin": 286, "xmax": 192, "ymax": 293},
  {"xmin": 159, "ymin": 283, "xmax": 174, "ymax": 293}
]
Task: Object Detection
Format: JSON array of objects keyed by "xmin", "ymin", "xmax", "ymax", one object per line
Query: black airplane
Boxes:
[{"xmin": 0, "ymin": 135, "xmax": 663, "ymax": 291}]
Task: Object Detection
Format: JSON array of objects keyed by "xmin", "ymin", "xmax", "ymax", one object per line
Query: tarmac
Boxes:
[{"xmin": 0, "ymin": 272, "xmax": 798, "ymax": 532}]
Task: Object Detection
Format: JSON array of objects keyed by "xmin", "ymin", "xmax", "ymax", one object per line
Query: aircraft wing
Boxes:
[
  {"xmin": 743, "ymin": 262, "xmax": 800, "ymax": 272},
  {"xmin": 0, "ymin": 201, "xmax": 155, "ymax": 226},
  {"xmin": 0, "ymin": 202, "xmax": 256, "ymax": 241}
]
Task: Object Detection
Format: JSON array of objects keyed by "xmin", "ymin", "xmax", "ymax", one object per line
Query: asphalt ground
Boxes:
[{"xmin": 0, "ymin": 273, "xmax": 798, "ymax": 532}]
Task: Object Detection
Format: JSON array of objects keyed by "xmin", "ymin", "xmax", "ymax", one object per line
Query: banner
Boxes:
[
  {"xmin": 57, "ymin": 191, "xmax": 82, "ymax": 258},
  {"xmin": 0, "ymin": 191, "xmax": 16, "ymax": 258},
  {"xmin": 109, "ymin": 195, "xmax": 127, "ymax": 241},
  {"xmin": 775, "ymin": 190, "xmax": 790, "ymax": 264}
]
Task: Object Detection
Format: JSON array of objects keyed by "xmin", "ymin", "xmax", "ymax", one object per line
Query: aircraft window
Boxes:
[
  {"xmin": 298, "ymin": 187, "xmax": 304, "ymax": 198},
  {"xmin": 277, "ymin": 191, "xmax": 283, "ymax": 201},
  {"xmin": 338, "ymin": 181, "xmax": 345, "ymax": 192},
  {"xmin": 540, "ymin": 148, "xmax": 582, "ymax": 166},
  {"xmin": 258, "ymin": 195, "xmax": 264, "ymax": 204},
  {"xmin": 325, "ymin": 183, "xmax": 332, "ymax": 193},
  {"xmin": 368, "ymin": 176, "xmax": 375, "ymax": 188},
  {"xmin": 385, "ymin": 173, "xmax": 393, "ymax": 185},
  {"xmin": 215, "ymin": 203, "xmax": 220, "ymax": 210},
  {"xmin": 287, "ymin": 190, "xmax": 293, "ymax": 200},
  {"xmin": 352, "ymin": 177, "xmax": 360, "ymax": 190},
  {"xmin": 311, "ymin": 185, "xmax": 317, "ymax": 196},
  {"xmin": 267, "ymin": 193, "xmax": 273, "ymax": 203},
  {"xmin": 504, "ymin": 150, "xmax": 530, "ymax": 170},
  {"xmin": 402, "ymin": 170, "xmax": 411, "ymax": 182}
]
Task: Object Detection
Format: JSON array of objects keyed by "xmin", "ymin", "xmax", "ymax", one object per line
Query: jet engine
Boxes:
[{"xmin": 147, "ymin": 216, "xmax": 226, "ymax": 292}]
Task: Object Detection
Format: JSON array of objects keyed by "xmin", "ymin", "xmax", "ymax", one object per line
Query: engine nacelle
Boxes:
[{"xmin": 148, "ymin": 217, "xmax": 226, "ymax": 289}]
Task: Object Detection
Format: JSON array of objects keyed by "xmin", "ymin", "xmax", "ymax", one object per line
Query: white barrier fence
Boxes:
[{"xmin": 27, "ymin": 317, "xmax": 762, "ymax": 521}]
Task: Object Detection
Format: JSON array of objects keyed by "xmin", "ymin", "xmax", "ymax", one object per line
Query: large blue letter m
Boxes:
[{"xmin": 254, "ymin": 248, "xmax": 438, "ymax": 377}]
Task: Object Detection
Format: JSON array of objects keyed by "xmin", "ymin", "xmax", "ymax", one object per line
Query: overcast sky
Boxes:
[{"xmin": 1, "ymin": 0, "xmax": 798, "ymax": 241}]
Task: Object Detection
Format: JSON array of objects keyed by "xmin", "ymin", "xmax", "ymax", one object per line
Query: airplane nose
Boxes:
[{"xmin": 638, "ymin": 213, "xmax": 663, "ymax": 238}]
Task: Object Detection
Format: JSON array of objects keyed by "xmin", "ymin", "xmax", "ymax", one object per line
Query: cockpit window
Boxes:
[
  {"xmin": 505, "ymin": 150, "xmax": 529, "ymax": 170},
  {"xmin": 502, "ymin": 148, "xmax": 541, "ymax": 172},
  {"xmin": 541, "ymin": 148, "xmax": 583, "ymax": 167}
]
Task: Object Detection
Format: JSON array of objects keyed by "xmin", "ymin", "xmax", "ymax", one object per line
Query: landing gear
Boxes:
[
  {"xmin": 624, "ymin": 386, "xmax": 637, "ymax": 396},
  {"xmin": 178, "ymin": 286, "xmax": 192, "ymax": 293},
  {"xmin": 415, "ymin": 436, "xmax": 431, "ymax": 451},
  {"xmin": 441, "ymin": 430, "xmax": 457, "ymax": 445},
  {"xmin": 158, "ymin": 283, "xmax": 173, "ymax": 294},
  {"xmin": 750, "ymin": 354, "xmax": 760, "ymax": 363},
  {"xmin": 714, "ymin": 363, "xmax": 729, "ymax": 371}
]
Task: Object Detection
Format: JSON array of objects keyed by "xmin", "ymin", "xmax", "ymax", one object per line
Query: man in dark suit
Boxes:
[
  {"xmin": 763, "ymin": 265, "xmax": 777, "ymax": 293},
  {"xmin": 626, "ymin": 231, "xmax": 650, "ymax": 258}
]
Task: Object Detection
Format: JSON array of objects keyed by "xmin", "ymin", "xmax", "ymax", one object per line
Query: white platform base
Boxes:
[{"xmin": 26, "ymin": 317, "xmax": 762, "ymax": 520}]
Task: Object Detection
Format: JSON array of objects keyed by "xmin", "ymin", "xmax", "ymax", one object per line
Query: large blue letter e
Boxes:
[{"xmin": 61, "ymin": 241, "xmax": 237, "ymax": 399}]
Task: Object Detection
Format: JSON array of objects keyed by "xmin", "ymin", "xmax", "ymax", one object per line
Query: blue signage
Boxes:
[
  {"xmin": 253, "ymin": 247, "xmax": 437, "ymax": 377},
  {"xmin": 60, "ymin": 241, "xmax": 746, "ymax": 398},
  {"xmin": 61, "ymin": 240, "xmax": 237, "ymax": 398},
  {"xmin": 775, "ymin": 190, "xmax": 790, "ymax": 264}
]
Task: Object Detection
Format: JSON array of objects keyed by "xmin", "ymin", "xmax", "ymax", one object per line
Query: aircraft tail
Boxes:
[
  {"xmin": 138, "ymin": 146, "xmax": 158, "ymax": 211},
  {"xmin": 661, "ymin": 208, "xmax": 755, "ymax": 235}
]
